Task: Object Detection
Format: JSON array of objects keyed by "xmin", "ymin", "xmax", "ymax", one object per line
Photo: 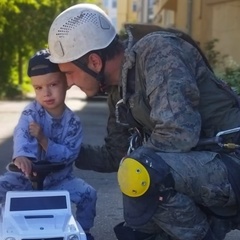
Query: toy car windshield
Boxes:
[{"xmin": 10, "ymin": 195, "xmax": 67, "ymax": 211}]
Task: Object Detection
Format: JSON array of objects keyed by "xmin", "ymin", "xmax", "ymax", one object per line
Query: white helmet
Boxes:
[{"xmin": 48, "ymin": 3, "xmax": 116, "ymax": 63}]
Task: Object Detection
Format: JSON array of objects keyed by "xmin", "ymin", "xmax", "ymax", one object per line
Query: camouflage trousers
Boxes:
[{"xmin": 129, "ymin": 151, "xmax": 240, "ymax": 240}]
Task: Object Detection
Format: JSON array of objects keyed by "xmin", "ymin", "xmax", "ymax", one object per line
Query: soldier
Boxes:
[{"xmin": 48, "ymin": 3, "xmax": 240, "ymax": 240}]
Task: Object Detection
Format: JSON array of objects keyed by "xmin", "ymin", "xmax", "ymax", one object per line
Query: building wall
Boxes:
[
  {"xmin": 152, "ymin": 0, "xmax": 240, "ymax": 64},
  {"xmin": 203, "ymin": 0, "xmax": 240, "ymax": 63},
  {"xmin": 152, "ymin": 0, "xmax": 176, "ymax": 27},
  {"xmin": 174, "ymin": 0, "xmax": 203, "ymax": 43},
  {"xmin": 174, "ymin": 0, "xmax": 188, "ymax": 31},
  {"xmin": 117, "ymin": 0, "xmax": 127, "ymax": 32},
  {"xmin": 117, "ymin": 0, "xmax": 138, "ymax": 32}
]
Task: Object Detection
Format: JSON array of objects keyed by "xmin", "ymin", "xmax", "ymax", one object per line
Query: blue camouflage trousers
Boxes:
[
  {"xmin": 0, "ymin": 170, "xmax": 97, "ymax": 231},
  {"xmin": 130, "ymin": 151, "xmax": 239, "ymax": 240}
]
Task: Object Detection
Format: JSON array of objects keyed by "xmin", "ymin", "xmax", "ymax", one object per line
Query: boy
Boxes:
[{"xmin": 0, "ymin": 49, "xmax": 96, "ymax": 240}]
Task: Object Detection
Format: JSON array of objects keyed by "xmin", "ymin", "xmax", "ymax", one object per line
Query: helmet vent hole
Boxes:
[{"xmin": 56, "ymin": 12, "xmax": 100, "ymax": 38}]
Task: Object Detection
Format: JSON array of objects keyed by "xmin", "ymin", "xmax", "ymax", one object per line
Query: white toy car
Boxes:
[
  {"xmin": 1, "ymin": 162, "xmax": 87, "ymax": 240},
  {"xmin": 0, "ymin": 190, "xmax": 86, "ymax": 240}
]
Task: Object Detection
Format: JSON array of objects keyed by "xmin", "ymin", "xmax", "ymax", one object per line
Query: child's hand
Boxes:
[
  {"xmin": 29, "ymin": 122, "xmax": 44, "ymax": 141},
  {"xmin": 14, "ymin": 156, "xmax": 32, "ymax": 177},
  {"xmin": 29, "ymin": 121, "xmax": 48, "ymax": 151}
]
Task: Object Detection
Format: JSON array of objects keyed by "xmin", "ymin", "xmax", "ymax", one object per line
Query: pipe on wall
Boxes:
[{"xmin": 186, "ymin": 0, "xmax": 193, "ymax": 35}]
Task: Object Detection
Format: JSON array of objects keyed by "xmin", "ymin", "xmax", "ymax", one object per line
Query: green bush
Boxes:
[
  {"xmin": 204, "ymin": 39, "xmax": 240, "ymax": 94},
  {"xmin": 222, "ymin": 67, "xmax": 240, "ymax": 93}
]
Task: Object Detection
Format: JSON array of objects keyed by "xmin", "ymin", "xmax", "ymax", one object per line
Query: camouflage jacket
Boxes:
[
  {"xmin": 123, "ymin": 30, "xmax": 240, "ymax": 152},
  {"xmin": 75, "ymin": 28, "xmax": 240, "ymax": 172}
]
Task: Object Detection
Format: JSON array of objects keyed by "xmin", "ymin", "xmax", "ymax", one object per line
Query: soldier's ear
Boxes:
[{"xmin": 88, "ymin": 53, "xmax": 102, "ymax": 72}]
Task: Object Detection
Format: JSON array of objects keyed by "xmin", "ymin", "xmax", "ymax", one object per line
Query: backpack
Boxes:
[{"xmin": 123, "ymin": 24, "xmax": 240, "ymax": 145}]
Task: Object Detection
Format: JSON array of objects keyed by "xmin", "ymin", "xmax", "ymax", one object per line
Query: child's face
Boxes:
[{"xmin": 31, "ymin": 72, "xmax": 67, "ymax": 116}]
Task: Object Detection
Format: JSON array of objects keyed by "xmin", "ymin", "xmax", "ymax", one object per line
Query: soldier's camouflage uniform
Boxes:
[{"xmin": 76, "ymin": 28, "xmax": 240, "ymax": 239}]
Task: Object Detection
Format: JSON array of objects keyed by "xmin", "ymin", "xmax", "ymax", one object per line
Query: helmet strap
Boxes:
[
  {"xmin": 73, "ymin": 59, "xmax": 99, "ymax": 79},
  {"xmin": 97, "ymin": 55, "xmax": 106, "ymax": 91},
  {"xmin": 73, "ymin": 54, "xmax": 106, "ymax": 92}
]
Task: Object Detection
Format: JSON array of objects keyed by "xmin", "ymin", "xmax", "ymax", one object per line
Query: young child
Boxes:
[{"xmin": 0, "ymin": 49, "xmax": 96, "ymax": 240}]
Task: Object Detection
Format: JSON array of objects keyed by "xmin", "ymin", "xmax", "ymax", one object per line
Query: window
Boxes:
[
  {"xmin": 112, "ymin": 0, "xmax": 117, "ymax": 8},
  {"xmin": 132, "ymin": 1, "xmax": 137, "ymax": 12},
  {"xmin": 10, "ymin": 196, "xmax": 67, "ymax": 211}
]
